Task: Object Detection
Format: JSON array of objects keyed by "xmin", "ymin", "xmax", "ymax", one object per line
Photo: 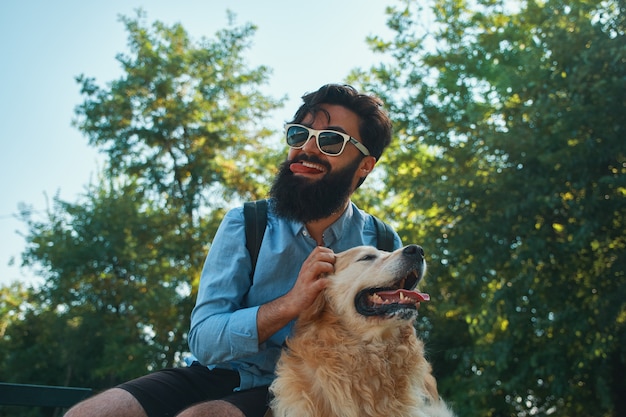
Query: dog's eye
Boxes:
[{"xmin": 358, "ymin": 254, "xmax": 377, "ymax": 262}]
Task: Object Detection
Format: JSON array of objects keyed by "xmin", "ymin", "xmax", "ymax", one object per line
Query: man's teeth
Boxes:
[{"xmin": 301, "ymin": 161, "xmax": 323, "ymax": 171}]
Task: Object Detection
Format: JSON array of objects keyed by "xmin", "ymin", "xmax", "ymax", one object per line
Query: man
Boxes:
[{"xmin": 65, "ymin": 84, "xmax": 402, "ymax": 417}]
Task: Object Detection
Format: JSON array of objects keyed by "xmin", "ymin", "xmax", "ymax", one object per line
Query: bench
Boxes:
[{"xmin": 0, "ymin": 382, "xmax": 92, "ymax": 408}]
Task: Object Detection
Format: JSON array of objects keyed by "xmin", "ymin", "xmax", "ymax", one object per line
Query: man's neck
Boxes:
[{"xmin": 304, "ymin": 200, "xmax": 350, "ymax": 245}]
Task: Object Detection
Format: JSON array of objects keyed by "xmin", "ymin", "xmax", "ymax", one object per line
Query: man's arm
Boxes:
[
  {"xmin": 188, "ymin": 209, "xmax": 259, "ymax": 365},
  {"xmin": 188, "ymin": 209, "xmax": 335, "ymax": 365}
]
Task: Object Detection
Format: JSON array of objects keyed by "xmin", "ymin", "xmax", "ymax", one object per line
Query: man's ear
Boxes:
[
  {"xmin": 353, "ymin": 156, "xmax": 377, "ymax": 189},
  {"xmin": 359, "ymin": 156, "xmax": 377, "ymax": 176}
]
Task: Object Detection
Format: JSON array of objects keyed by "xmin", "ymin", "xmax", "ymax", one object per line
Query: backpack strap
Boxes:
[
  {"xmin": 244, "ymin": 199, "xmax": 268, "ymax": 279},
  {"xmin": 372, "ymin": 215, "xmax": 395, "ymax": 252}
]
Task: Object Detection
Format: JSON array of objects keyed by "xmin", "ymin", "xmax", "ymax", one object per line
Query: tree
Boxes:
[
  {"xmin": 16, "ymin": 181, "xmax": 195, "ymax": 383},
  {"xmin": 354, "ymin": 0, "xmax": 626, "ymax": 415},
  {"xmin": 3, "ymin": 11, "xmax": 283, "ymax": 395},
  {"xmin": 74, "ymin": 10, "xmax": 283, "ymax": 216}
]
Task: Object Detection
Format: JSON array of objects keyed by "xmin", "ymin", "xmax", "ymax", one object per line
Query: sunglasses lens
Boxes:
[
  {"xmin": 317, "ymin": 132, "xmax": 345, "ymax": 155},
  {"xmin": 286, "ymin": 125, "xmax": 309, "ymax": 147},
  {"xmin": 285, "ymin": 125, "xmax": 348, "ymax": 155}
]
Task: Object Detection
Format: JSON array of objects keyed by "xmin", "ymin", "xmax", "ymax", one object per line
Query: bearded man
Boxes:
[{"xmin": 65, "ymin": 84, "xmax": 401, "ymax": 417}]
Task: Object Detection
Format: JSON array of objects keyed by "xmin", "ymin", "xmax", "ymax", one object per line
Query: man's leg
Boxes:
[
  {"xmin": 177, "ymin": 400, "xmax": 245, "ymax": 417},
  {"xmin": 64, "ymin": 363, "xmax": 241, "ymax": 417},
  {"xmin": 64, "ymin": 388, "xmax": 146, "ymax": 417},
  {"xmin": 176, "ymin": 385, "xmax": 269, "ymax": 417}
]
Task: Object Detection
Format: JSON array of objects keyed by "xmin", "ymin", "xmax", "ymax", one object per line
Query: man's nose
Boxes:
[{"xmin": 301, "ymin": 134, "xmax": 320, "ymax": 154}]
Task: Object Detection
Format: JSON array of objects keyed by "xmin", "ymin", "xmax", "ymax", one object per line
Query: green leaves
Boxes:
[
  {"xmin": 354, "ymin": 0, "xmax": 626, "ymax": 415},
  {"xmin": 73, "ymin": 11, "xmax": 282, "ymax": 217},
  {"xmin": 2, "ymin": 12, "xmax": 283, "ymax": 393}
]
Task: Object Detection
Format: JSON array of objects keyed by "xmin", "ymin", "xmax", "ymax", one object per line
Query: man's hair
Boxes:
[{"xmin": 289, "ymin": 84, "xmax": 392, "ymax": 161}]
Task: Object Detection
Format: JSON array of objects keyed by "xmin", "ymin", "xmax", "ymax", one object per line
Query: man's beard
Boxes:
[{"xmin": 269, "ymin": 155, "xmax": 362, "ymax": 223}]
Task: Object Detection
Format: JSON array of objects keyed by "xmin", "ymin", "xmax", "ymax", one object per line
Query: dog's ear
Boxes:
[{"xmin": 299, "ymin": 293, "xmax": 327, "ymax": 322}]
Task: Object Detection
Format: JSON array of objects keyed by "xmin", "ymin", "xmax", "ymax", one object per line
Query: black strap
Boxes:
[
  {"xmin": 244, "ymin": 199, "xmax": 268, "ymax": 279},
  {"xmin": 244, "ymin": 199, "xmax": 395, "ymax": 280},
  {"xmin": 372, "ymin": 215, "xmax": 395, "ymax": 252}
]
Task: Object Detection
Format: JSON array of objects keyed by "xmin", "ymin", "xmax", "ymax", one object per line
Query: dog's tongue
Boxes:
[{"xmin": 375, "ymin": 289, "xmax": 430, "ymax": 303}]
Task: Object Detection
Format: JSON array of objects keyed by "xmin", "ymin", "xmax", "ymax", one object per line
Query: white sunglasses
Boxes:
[{"xmin": 285, "ymin": 124, "xmax": 370, "ymax": 156}]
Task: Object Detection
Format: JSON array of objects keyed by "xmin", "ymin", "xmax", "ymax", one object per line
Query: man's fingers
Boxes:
[{"xmin": 309, "ymin": 246, "xmax": 336, "ymax": 264}]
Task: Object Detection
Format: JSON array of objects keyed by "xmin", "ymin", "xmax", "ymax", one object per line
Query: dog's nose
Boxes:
[{"xmin": 403, "ymin": 244, "xmax": 424, "ymax": 261}]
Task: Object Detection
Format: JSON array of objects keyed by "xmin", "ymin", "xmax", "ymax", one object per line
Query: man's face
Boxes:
[{"xmin": 270, "ymin": 104, "xmax": 376, "ymax": 223}]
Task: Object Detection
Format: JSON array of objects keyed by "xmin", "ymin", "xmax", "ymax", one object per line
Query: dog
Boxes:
[{"xmin": 268, "ymin": 244, "xmax": 455, "ymax": 417}]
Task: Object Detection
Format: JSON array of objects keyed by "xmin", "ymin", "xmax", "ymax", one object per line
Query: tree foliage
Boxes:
[
  {"xmin": 352, "ymin": 0, "xmax": 626, "ymax": 415},
  {"xmin": 74, "ymin": 10, "xmax": 283, "ymax": 215},
  {"xmin": 1, "ymin": 11, "xmax": 282, "ymax": 400}
]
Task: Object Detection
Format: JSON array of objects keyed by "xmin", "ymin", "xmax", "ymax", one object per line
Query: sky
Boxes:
[{"xmin": 0, "ymin": 1, "xmax": 393, "ymax": 286}]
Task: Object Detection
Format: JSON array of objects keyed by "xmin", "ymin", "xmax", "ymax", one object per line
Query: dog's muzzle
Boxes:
[{"xmin": 354, "ymin": 245, "xmax": 429, "ymax": 320}]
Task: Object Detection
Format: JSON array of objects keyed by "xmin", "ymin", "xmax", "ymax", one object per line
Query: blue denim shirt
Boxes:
[{"xmin": 186, "ymin": 200, "xmax": 402, "ymax": 391}]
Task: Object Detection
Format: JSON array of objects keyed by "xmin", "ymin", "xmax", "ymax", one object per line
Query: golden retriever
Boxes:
[{"xmin": 268, "ymin": 244, "xmax": 454, "ymax": 417}]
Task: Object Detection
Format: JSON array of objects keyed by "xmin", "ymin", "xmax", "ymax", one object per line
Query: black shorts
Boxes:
[{"xmin": 117, "ymin": 362, "xmax": 269, "ymax": 417}]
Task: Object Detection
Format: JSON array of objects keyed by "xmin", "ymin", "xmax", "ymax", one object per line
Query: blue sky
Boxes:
[{"xmin": 0, "ymin": 1, "xmax": 392, "ymax": 286}]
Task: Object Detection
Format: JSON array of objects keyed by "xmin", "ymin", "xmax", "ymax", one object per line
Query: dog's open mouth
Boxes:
[{"xmin": 354, "ymin": 268, "xmax": 429, "ymax": 318}]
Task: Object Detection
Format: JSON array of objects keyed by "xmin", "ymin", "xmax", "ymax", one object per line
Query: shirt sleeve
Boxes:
[{"xmin": 187, "ymin": 207, "xmax": 261, "ymax": 365}]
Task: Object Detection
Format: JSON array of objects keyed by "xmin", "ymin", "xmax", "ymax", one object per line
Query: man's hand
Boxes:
[{"xmin": 256, "ymin": 246, "xmax": 335, "ymax": 344}]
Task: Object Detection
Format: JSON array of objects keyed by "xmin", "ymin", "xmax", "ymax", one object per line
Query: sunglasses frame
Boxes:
[{"xmin": 284, "ymin": 124, "xmax": 370, "ymax": 156}]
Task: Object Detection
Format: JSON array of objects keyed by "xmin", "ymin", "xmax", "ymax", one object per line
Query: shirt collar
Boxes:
[
  {"xmin": 283, "ymin": 202, "xmax": 356, "ymax": 246},
  {"xmin": 324, "ymin": 203, "xmax": 354, "ymax": 246}
]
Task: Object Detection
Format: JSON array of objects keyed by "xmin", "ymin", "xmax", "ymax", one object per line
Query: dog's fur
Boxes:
[{"xmin": 269, "ymin": 245, "xmax": 454, "ymax": 417}]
